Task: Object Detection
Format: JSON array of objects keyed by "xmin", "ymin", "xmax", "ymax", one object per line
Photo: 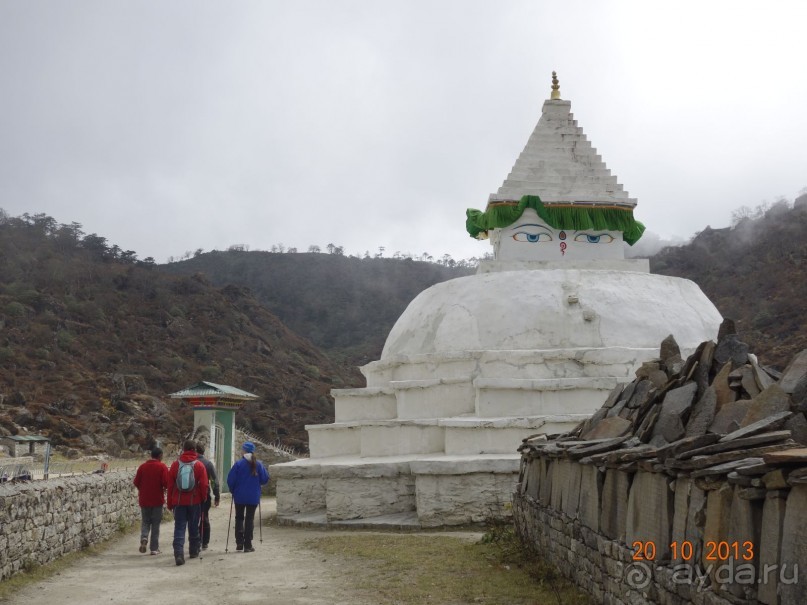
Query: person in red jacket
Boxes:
[
  {"xmin": 133, "ymin": 447, "xmax": 170, "ymax": 555},
  {"xmin": 166, "ymin": 440, "xmax": 209, "ymax": 566}
]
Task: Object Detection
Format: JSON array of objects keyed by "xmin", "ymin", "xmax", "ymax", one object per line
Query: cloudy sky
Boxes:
[{"xmin": 1, "ymin": 1, "xmax": 805, "ymax": 263}]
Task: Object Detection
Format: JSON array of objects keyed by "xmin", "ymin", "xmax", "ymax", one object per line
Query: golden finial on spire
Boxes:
[{"xmin": 550, "ymin": 71, "xmax": 561, "ymax": 100}]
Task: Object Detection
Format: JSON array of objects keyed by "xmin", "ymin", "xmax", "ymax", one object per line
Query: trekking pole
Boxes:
[
  {"xmin": 199, "ymin": 506, "xmax": 204, "ymax": 562},
  {"xmin": 225, "ymin": 497, "xmax": 234, "ymax": 553},
  {"xmin": 258, "ymin": 499, "xmax": 263, "ymax": 544}
]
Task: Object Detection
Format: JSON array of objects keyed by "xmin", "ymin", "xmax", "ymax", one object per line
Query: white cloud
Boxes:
[{"xmin": 1, "ymin": 0, "xmax": 805, "ymax": 262}]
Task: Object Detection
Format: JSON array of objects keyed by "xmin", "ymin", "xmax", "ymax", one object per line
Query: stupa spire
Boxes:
[
  {"xmin": 465, "ymin": 74, "xmax": 645, "ymax": 246},
  {"xmin": 550, "ymin": 71, "xmax": 561, "ymax": 100}
]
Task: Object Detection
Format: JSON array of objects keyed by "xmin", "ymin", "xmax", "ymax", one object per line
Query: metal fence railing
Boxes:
[
  {"xmin": 236, "ymin": 426, "xmax": 300, "ymax": 459},
  {"xmin": 1, "ymin": 430, "xmax": 300, "ymax": 485},
  {"xmin": 0, "ymin": 460, "xmax": 139, "ymax": 483}
]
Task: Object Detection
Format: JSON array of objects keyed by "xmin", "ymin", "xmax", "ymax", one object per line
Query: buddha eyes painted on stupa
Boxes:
[
  {"xmin": 511, "ymin": 224, "xmax": 553, "ymax": 243},
  {"xmin": 495, "ymin": 208, "xmax": 624, "ymax": 261},
  {"xmin": 507, "ymin": 222, "xmax": 615, "ymax": 246},
  {"xmin": 574, "ymin": 233, "xmax": 615, "ymax": 244}
]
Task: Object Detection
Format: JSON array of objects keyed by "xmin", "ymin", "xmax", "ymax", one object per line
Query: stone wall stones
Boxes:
[
  {"xmin": 514, "ymin": 465, "xmax": 807, "ymax": 605},
  {"xmin": 514, "ymin": 332, "xmax": 807, "ymax": 605},
  {"xmin": 0, "ymin": 471, "xmax": 138, "ymax": 581}
]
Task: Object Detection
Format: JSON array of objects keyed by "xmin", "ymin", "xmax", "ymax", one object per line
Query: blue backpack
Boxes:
[{"xmin": 176, "ymin": 460, "xmax": 197, "ymax": 493}]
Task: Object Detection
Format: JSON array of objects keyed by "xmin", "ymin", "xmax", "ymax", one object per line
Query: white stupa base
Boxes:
[
  {"xmin": 271, "ymin": 268, "xmax": 722, "ymax": 526},
  {"xmin": 271, "ymin": 453, "xmax": 522, "ymax": 528}
]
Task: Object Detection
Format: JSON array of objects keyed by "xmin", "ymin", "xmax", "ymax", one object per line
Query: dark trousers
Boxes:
[
  {"xmin": 172, "ymin": 503, "xmax": 201, "ymax": 557},
  {"xmin": 234, "ymin": 503, "xmax": 257, "ymax": 547},
  {"xmin": 140, "ymin": 506, "xmax": 163, "ymax": 552},
  {"xmin": 199, "ymin": 498, "xmax": 212, "ymax": 546}
]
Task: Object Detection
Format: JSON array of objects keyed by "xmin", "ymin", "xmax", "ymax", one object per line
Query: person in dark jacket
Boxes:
[
  {"xmin": 226, "ymin": 442, "xmax": 269, "ymax": 552},
  {"xmin": 195, "ymin": 443, "xmax": 220, "ymax": 550},
  {"xmin": 167, "ymin": 440, "xmax": 209, "ymax": 566},
  {"xmin": 133, "ymin": 447, "xmax": 169, "ymax": 555}
]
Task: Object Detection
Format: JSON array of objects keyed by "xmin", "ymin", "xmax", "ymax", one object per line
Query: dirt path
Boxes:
[{"xmin": 4, "ymin": 496, "xmax": 377, "ymax": 605}]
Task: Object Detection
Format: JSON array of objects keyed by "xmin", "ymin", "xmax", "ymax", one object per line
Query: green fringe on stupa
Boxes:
[{"xmin": 466, "ymin": 195, "xmax": 645, "ymax": 245}]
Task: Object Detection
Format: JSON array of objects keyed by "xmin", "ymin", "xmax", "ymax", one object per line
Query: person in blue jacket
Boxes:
[{"xmin": 226, "ymin": 442, "xmax": 270, "ymax": 552}]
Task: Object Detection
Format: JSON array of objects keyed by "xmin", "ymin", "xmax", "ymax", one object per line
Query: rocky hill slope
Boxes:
[
  {"xmin": 651, "ymin": 197, "xmax": 807, "ymax": 369},
  {"xmin": 0, "ymin": 213, "xmax": 356, "ymax": 455}
]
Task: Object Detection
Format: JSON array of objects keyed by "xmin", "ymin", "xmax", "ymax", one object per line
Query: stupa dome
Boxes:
[{"xmin": 382, "ymin": 269, "xmax": 721, "ymax": 360}]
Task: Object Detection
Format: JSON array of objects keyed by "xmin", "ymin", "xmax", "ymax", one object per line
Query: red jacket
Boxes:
[
  {"xmin": 166, "ymin": 450, "xmax": 209, "ymax": 509},
  {"xmin": 133, "ymin": 458, "xmax": 170, "ymax": 507}
]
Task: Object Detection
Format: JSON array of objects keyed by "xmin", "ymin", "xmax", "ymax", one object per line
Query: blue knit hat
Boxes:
[{"xmin": 242, "ymin": 442, "xmax": 255, "ymax": 453}]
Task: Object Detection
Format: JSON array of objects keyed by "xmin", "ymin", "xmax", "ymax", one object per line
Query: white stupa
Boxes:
[{"xmin": 270, "ymin": 74, "xmax": 722, "ymax": 527}]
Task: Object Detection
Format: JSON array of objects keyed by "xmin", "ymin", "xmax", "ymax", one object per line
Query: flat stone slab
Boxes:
[
  {"xmin": 714, "ymin": 334, "xmax": 749, "ymax": 368},
  {"xmin": 735, "ymin": 462, "xmax": 780, "ymax": 476},
  {"xmin": 580, "ymin": 416, "xmax": 632, "ymax": 439},
  {"xmin": 779, "ymin": 349, "xmax": 807, "ymax": 394},
  {"xmin": 553, "ymin": 438, "xmax": 615, "ymax": 449},
  {"xmin": 606, "ymin": 444, "xmax": 658, "ymax": 464},
  {"xmin": 566, "ymin": 436, "xmax": 631, "ymax": 458},
  {"xmin": 713, "ymin": 362, "xmax": 737, "ymax": 410},
  {"xmin": 690, "ymin": 457, "xmax": 765, "ymax": 478},
  {"xmin": 786, "ymin": 413, "xmax": 807, "ymax": 445},
  {"xmin": 719, "ymin": 411, "xmax": 792, "ymax": 442},
  {"xmin": 740, "ymin": 384, "xmax": 792, "ymax": 427},
  {"xmin": 763, "ymin": 448, "xmax": 807, "ymax": 464},
  {"xmin": 272, "ymin": 453, "xmax": 520, "ymax": 478},
  {"xmin": 752, "ymin": 358, "xmax": 776, "ymax": 391},
  {"xmin": 666, "ymin": 443, "xmax": 800, "ymax": 471},
  {"xmin": 276, "ymin": 509, "xmax": 424, "ymax": 530},
  {"xmin": 657, "ymin": 433, "xmax": 721, "ymax": 462},
  {"xmin": 786, "ymin": 467, "xmax": 807, "ymax": 484},
  {"xmin": 727, "ymin": 471, "xmax": 754, "ymax": 486},
  {"xmin": 762, "ymin": 468, "xmax": 791, "ymax": 489},
  {"xmin": 651, "ymin": 382, "xmax": 697, "ymax": 443},
  {"xmin": 741, "ymin": 365, "xmax": 761, "ymax": 398},
  {"xmin": 685, "ymin": 387, "xmax": 717, "ymax": 437},
  {"xmin": 708, "ymin": 399, "xmax": 753, "ymax": 434},
  {"xmin": 681, "ymin": 430, "xmax": 791, "ymax": 459}
]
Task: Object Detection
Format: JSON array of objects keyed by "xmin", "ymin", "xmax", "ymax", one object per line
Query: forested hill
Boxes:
[
  {"xmin": 0, "ymin": 213, "xmax": 357, "ymax": 454},
  {"xmin": 163, "ymin": 251, "xmax": 473, "ymax": 365},
  {"xmin": 651, "ymin": 197, "xmax": 807, "ymax": 369}
]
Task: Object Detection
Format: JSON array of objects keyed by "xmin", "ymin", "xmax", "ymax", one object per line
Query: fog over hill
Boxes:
[{"xmin": 651, "ymin": 195, "xmax": 807, "ymax": 369}]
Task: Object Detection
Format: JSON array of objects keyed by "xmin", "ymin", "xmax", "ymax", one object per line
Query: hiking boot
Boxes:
[
  {"xmin": 139, "ymin": 538, "xmax": 147, "ymax": 554},
  {"xmin": 175, "ymin": 555, "xmax": 185, "ymax": 566},
  {"xmin": 244, "ymin": 546, "xmax": 255, "ymax": 553},
  {"xmin": 236, "ymin": 543, "xmax": 244, "ymax": 551},
  {"xmin": 189, "ymin": 551, "xmax": 199, "ymax": 559},
  {"xmin": 202, "ymin": 544, "xmax": 208, "ymax": 550}
]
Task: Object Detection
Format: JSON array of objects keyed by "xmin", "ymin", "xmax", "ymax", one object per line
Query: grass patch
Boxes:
[{"xmin": 306, "ymin": 526, "xmax": 590, "ymax": 605}]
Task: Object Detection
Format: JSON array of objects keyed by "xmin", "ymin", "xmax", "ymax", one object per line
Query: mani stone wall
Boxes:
[
  {"xmin": 0, "ymin": 471, "xmax": 139, "ymax": 581},
  {"xmin": 513, "ymin": 331, "xmax": 807, "ymax": 605}
]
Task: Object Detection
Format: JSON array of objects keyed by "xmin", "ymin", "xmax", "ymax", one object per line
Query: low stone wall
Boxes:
[
  {"xmin": 0, "ymin": 471, "xmax": 138, "ymax": 581},
  {"xmin": 514, "ymin": 462, "xmax": 807, "ymax": 605},
  {"xmin": 513, "ymin": 334, "xmax": 807, "ymax": 605}
]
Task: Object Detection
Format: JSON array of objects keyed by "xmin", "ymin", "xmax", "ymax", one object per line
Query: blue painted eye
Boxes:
[
  {"xmin": 574, "ymin": 233, "xmax": 614, "ymax": 244},
  {"xmin": 513, "ymin": 232, "xmax": 552, "ymax": 243}
]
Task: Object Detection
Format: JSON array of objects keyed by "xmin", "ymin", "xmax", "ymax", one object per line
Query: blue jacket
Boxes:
[{"xmin": 227, "ymin": 456, "xmax": 270, "ymax": 505}]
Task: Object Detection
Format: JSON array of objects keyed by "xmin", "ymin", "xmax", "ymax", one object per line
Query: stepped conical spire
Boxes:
[
  {"xmin": 492, "ymin": 75, "xmax": 635, "ymax": 208},
  {"xmin": 466, "ymin": 74, "xmax": 644, "ymax": 245}
]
